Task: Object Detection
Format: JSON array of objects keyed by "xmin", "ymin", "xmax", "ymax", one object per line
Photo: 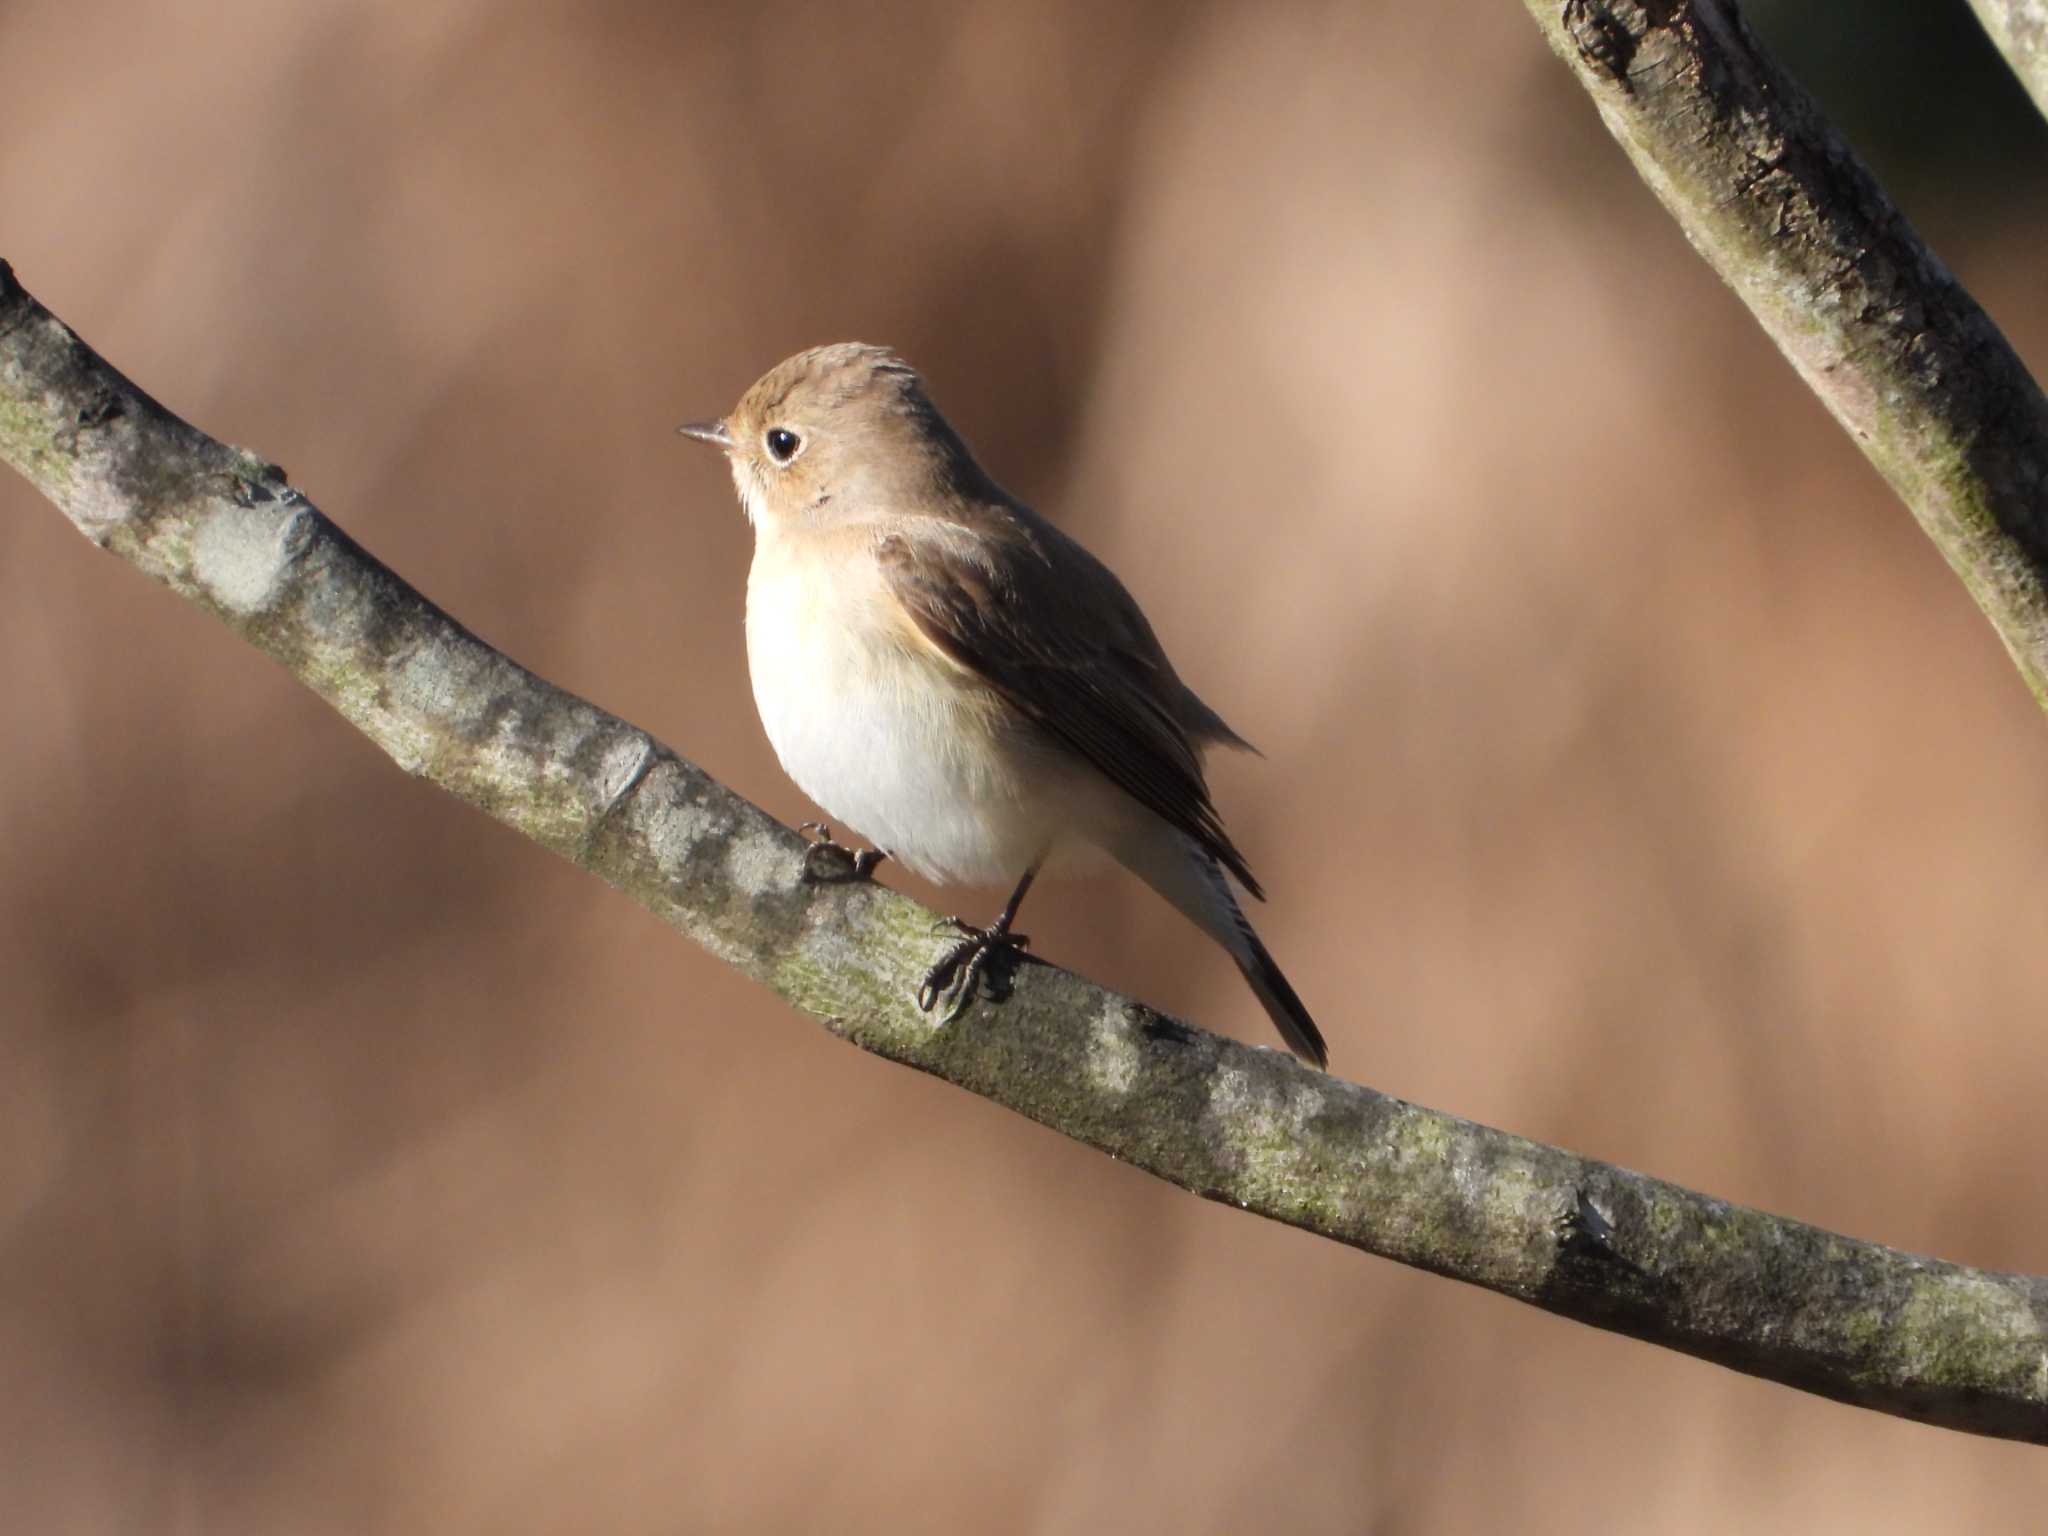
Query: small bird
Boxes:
[{"xmin": 679, "ymin": 344, "xmax": 1328, "ymax": 1069}]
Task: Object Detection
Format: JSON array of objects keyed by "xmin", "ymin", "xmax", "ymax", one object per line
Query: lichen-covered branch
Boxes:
[
  {"xmin": 1970, "ymin": 0, "xmax": 2048, "ymax": 121},
  {"xmin": 1531, "ymin": 0, "xmax": 2048, "ymax": 709},
  {"xmin": 2, "ymin": 260, "xmax": 2044, "ymax": 1442}
]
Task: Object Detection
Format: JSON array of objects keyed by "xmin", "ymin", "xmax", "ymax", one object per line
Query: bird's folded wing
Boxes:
[{"xmin": 876, "ymin": 525, "xmax": 1264, "ymax": 899}]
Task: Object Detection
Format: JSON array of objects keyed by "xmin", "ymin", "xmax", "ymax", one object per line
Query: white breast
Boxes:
[{"xmin": 744, "ymin": 529, "xmax": 1063, "ymax": 887}]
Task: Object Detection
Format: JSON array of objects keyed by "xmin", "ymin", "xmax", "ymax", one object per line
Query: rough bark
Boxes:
[
  {"xmin": 1530, "ymin": 0, "xmax": 2048, "ymax": 709},
  {"xmin": 2, "ymin": 262, "xmax": 2043, "ymax": 1441},
  {"xmin": 1970, "ymin": 0, "xmax": 2048, "ymax": 120}
]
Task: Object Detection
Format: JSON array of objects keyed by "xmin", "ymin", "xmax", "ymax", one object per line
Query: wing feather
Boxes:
[{"xmin": 876, "ymin": 522, "xmax": 1265, "ymax": 898}]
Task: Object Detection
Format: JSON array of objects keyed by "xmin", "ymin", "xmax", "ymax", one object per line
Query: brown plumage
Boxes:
[{"xmin": 679, "ymin": 343, "xmax": 1327, "ymax": 1067}]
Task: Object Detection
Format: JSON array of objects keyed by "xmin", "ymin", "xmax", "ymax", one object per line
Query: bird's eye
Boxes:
[{"xmin": 764, "ymin": 427, "xmax": 802, "ymax": 464}]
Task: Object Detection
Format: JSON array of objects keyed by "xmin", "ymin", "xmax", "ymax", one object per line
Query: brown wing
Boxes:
[{"xmin": 876, "ymin": 520, "xmax": 1265, "ymax": 899}]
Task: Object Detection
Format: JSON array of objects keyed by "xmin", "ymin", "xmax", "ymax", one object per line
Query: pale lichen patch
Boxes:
[
  {"xmin": 1083, "ymin": 1002, "xmax": 1140, "ymax": 1097},
  {"xmin": 1887, "ymin": 1268, "xmax": 2048, "ymax": 1390},
  {"xmin": 65, "ymin": 470, "xmax": 134, "ymax": 539},
  {"xmin": 1207, "ymin": 1064, "xmax": 1325, "ymax": 1196},
  {"xmin": 193, "ymin": 502, "xmax": 304, "ymax": 613},
  {"xmin": 1477, "ymin": 1160, "xmax": 1547, "ymax": 1253},
  {"xmin": 723, "ymin": 828, "xmax": 787, "ymax": 900},
  {"xmin": 389, "ymin": 640, "xmax": 492, "ymax": 735},
  {"xmin": 643, "ymin": 791, "xmax": 734, "ymax": 869}
]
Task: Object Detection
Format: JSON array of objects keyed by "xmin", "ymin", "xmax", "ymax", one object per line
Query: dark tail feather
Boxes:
[
  {"xmin": 1238, "ymin": 929, "xmax": 1328, "ymax": 1069},
  {"xmin": 1121, "ymin": 831, "xmax": 1330, "ymax": 1069}
]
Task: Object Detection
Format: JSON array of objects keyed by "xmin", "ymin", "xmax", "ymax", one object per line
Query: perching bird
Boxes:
[{"xmin": 678, "ymin": 344, "xmax": 1327, "ymax": 1068}]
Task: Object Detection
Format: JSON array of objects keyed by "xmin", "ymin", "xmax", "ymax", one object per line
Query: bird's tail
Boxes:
[
  {"xmin": 1117, "ymin": 830, "xmax": 1328, "ymax": 1069},
  {"xmin": 1232, "ymin": 918, "xmax": 1329, "ymax": 1070}
]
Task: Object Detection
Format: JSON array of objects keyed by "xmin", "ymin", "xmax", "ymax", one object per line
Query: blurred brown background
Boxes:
[{"xmin": 5, "ymin": 2, "xmax": 2048, "ymax": 1531}]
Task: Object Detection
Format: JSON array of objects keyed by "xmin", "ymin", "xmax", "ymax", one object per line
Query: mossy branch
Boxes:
[
  {"xmin": 1530, "ymin": 0, "xmax": 2048, "ymax": 708},
  {"xmin": 1969, "ymin": 0, "xmax": 2048, "ymax": 121},
  {"xmin": 2, "ymin": 261, "xmax": 2044, "ymax": 1442}
]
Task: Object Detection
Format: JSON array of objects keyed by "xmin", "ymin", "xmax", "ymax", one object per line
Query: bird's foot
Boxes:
[
  {"xmin": 798, "ymin": 822, "xmax": 887, "ymax": 885},
  {"xmin": 917, "ymin": 915, "xmax": 1031, "ymax": 1022}
]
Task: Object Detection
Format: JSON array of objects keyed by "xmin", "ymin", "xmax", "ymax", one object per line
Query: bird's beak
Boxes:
[{"xmin": 676, "ymin": 417, "xmax": 734, "ymax": 449}]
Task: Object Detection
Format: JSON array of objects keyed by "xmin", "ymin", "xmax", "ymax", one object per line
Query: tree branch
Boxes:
[
  {"xmin": 1532, "ymin": 0, "xmax": 2048, "ymax": 710},
  {"xmin": 1970, "ymin": 0, "xmax": 2048, "ymax": 121},
  {"xmin": 2, "ymin": 260, "xmax": 2044, "ymax": 1442}
]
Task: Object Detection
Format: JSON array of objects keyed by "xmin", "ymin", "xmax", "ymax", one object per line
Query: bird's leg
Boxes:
[
  {"xmin": 918, "ymin": 861, "xmax": 1041, "ymax": 1022},
  {"xmin": 798, "ymin": 822, "xmax": 888, "ymax": 884}
]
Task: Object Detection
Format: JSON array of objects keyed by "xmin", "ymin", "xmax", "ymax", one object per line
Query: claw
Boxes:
[
  {"xmin": 797, "ymin": 823, "xmax": 887, "ymax": 885},
  {"xmin": 917, "ymin": 921, "xmax": 1030, "ymax": 1021},
  {"xmin": 912, "ymin": 863, "xmax": 1043, "ymax": 1025}
]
